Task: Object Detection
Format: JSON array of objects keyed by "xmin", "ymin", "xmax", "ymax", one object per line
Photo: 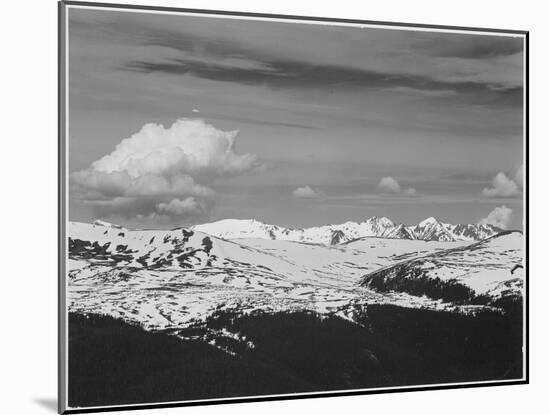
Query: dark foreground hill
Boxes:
[{"xmin": 69, "ymin": 304, "xmax": 523, "ymax": 408}]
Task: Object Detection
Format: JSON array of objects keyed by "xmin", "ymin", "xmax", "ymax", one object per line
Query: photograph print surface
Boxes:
[{"xmin": 61, "ymin": 2, "xmax": 527, "ymax": 412}]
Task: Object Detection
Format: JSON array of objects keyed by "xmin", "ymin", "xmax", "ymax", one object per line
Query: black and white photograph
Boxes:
[{"xmin": 59, "ymin": 1, "xmax": 527, "ymax": 412}]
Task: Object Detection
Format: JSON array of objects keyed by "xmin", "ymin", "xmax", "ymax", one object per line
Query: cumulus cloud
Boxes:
[
  {"xmin": 71, "ymin": 118, "xmax": 258, "ymax": 221},
  {"xmin": 377, "ymin": 177, "xmax": 417, "ymax": 197},
  {"xmin": 377, "ymin": 177, "xmax": 401, "ymax": 193},
  {"xmin": 478, "ymin": 205, "xmax": 513, "ymax": 229},
  {"xmin": 90, "ymin": 119, "xmax": 257, "ymax": 177},
  {"xmin": 292, "ymin": 185, "xmax": 318, "ymax": 198},
  {"xmin": 482, "ymin": 172, "xmax": 520, "ymax": 197}
]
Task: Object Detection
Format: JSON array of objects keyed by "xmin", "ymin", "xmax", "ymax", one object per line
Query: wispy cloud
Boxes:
[
  {"xmin": 86, "ymin": 13, "xmax": 524, "ymax": 108},
  {"xmin": 413, "ymin": 35, "xmax": 523, "ymax": 59},
  {"xmin": 123, "ymin": 57, "xmax": 522, "ymax": 107}
]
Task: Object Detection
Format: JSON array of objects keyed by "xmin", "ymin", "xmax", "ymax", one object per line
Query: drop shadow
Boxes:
[{"xmin": 34, "ymin": 398, "xmax": 57, "ymax": 413}]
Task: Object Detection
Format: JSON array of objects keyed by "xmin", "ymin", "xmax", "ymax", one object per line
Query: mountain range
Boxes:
[
  {"xmin": 191, "ymin": 216, "xmax": 502, "ymax": 244},
  {"xmin": 67, "ymin": 217, "xmax": 523, "ymax": 332}
]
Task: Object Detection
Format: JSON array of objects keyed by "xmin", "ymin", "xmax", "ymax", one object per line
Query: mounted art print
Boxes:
[{"xmin": 58, "ymin": 1, "xmax": 528, "ymax": 413}]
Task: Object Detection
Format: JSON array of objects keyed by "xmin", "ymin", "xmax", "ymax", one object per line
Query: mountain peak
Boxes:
[
  {"xmin": 367, "ymin": 216, "xmax": 395, "ymax": 227},
  {"xmin": 418, "ymin": 216, "xmax": 440, "ymax": 227}
]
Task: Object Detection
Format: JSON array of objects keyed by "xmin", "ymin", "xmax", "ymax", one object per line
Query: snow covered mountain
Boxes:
[
  {"xmin": 191, "ymin": 216, "xmax": 502, "ymax": 244},
  {"xmin": 360, "ymin": 231, "xmax": 524, "ymax": 305},
  {"xmin": 408, "ymin": 217, "xmax": 501, "ymax": 243},
  {"xmin": 67, "ymin": 220, "xmax": 523, "ymax": 332}
]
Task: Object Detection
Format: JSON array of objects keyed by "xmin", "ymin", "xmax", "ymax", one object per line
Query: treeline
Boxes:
[
  {"xmin": 69, "ymin": 305, "xmax": 522, "ymax": 407},
  {"xmin": 68, "ymin": 313, "xmax": 312, "ymax": 408},
  {"xmin": 361, "ymin": 266, "xmax": 522, "ymax": 310},
  {"xmin": 205, "ymin": 305, "xmax": 522, "ymax": 388},
  {"xmin": 363, "ymin": 269, "xmax": 477, "ymax": 303}
]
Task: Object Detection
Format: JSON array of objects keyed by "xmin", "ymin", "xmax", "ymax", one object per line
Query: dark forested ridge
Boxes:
[{"xmin": 69, "ymin": 304, "xmax": 523, "ymax": 408}]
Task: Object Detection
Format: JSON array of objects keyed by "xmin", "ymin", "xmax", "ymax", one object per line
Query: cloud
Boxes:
[
  {"xmin": 71, "ymin": 118, "xmax": 258, "ymax": 221},
  {"xmin": 156, "ymin": 197, "xmax": 202, "ymax": 216},
  {"xmin": 292, "ymin": 185, "xmax": 318, "ymax": 198},
  {"xmin": 515, "ymin": 164, "xmax": 523, "ymax": 189},
  {"xmin": 119, "ymin": 24, "xmax": 522, "ymax": 108},
  {"xmin": 377, "ymin": 177, "xmax": 401, "ymax": 193},
  {"xmin": 478, "ymin": 205, "xmax": 513, "ymax": 229},
  {"xmin": 377, "ymin": 177, "xmax": 417, "ymax": 197},
  {"xmin": 72, "ymin": 11, "xmax": 522, "ymax": 108},
  {"xmin": 90, "ymin": 118, "xmax": 257, "ymax": 177},
  {"xmin": 414, "ymin": 35, "xmax": 523, "ymax": 59},
  {"xmin": 482, "ymin": 172, "xmax": 520, "ymax": 197},
  {"xmin": 125, "ymin": 56, "xmax": 521, "ymax": 108}
]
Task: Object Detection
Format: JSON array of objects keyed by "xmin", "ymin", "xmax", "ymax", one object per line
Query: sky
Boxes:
[{"xmin": 67, "ymin": 6, "xmax": 525, "ymax": 230}]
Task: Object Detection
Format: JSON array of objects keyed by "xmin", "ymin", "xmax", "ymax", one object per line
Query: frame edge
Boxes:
[
  {"xmin": 58, "ymin": 1, "xmax": 68, "ymax": 413},
  {"xmin": 56, "ymin": 2, "xmax": 529, "ymax": 414}
]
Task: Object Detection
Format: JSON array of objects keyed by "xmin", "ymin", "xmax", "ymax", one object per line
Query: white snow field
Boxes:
[
  {"xmin": 360, "ymin": 231, "xmax": 524, "ymax": 298},
  {"xmin": 67, "ymin": 220, "xmax": 524, "ymax": 331}
]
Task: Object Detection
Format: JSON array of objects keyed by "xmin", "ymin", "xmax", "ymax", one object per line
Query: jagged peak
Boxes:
[
  {"xmin": 190, "ymin": 215, "xmax": 501, "ymax": 243},
  {"xmin": 418, "ymin": 216, "xmax": 441, "ymax": 227},
  {"xmin": 366, "ymin": 216, "xmax": 395, "ymax": 227}
]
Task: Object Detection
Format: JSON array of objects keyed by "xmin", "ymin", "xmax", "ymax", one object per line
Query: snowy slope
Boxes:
[
  {"xmin": 67, "ymin": 220, "xmax": 522, "ymax": 332},
  {"xmin": 360, "ymin": 231, "xmax": 524, "ymax": 302},
  {"xmin": 192, "ymin": 216, "xmax": 502, "ymax": 244}
]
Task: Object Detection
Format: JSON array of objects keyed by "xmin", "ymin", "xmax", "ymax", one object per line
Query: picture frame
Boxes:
[{"xmin": 59, "ymin": 1, "xmax": 528, "ymax": 413}]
